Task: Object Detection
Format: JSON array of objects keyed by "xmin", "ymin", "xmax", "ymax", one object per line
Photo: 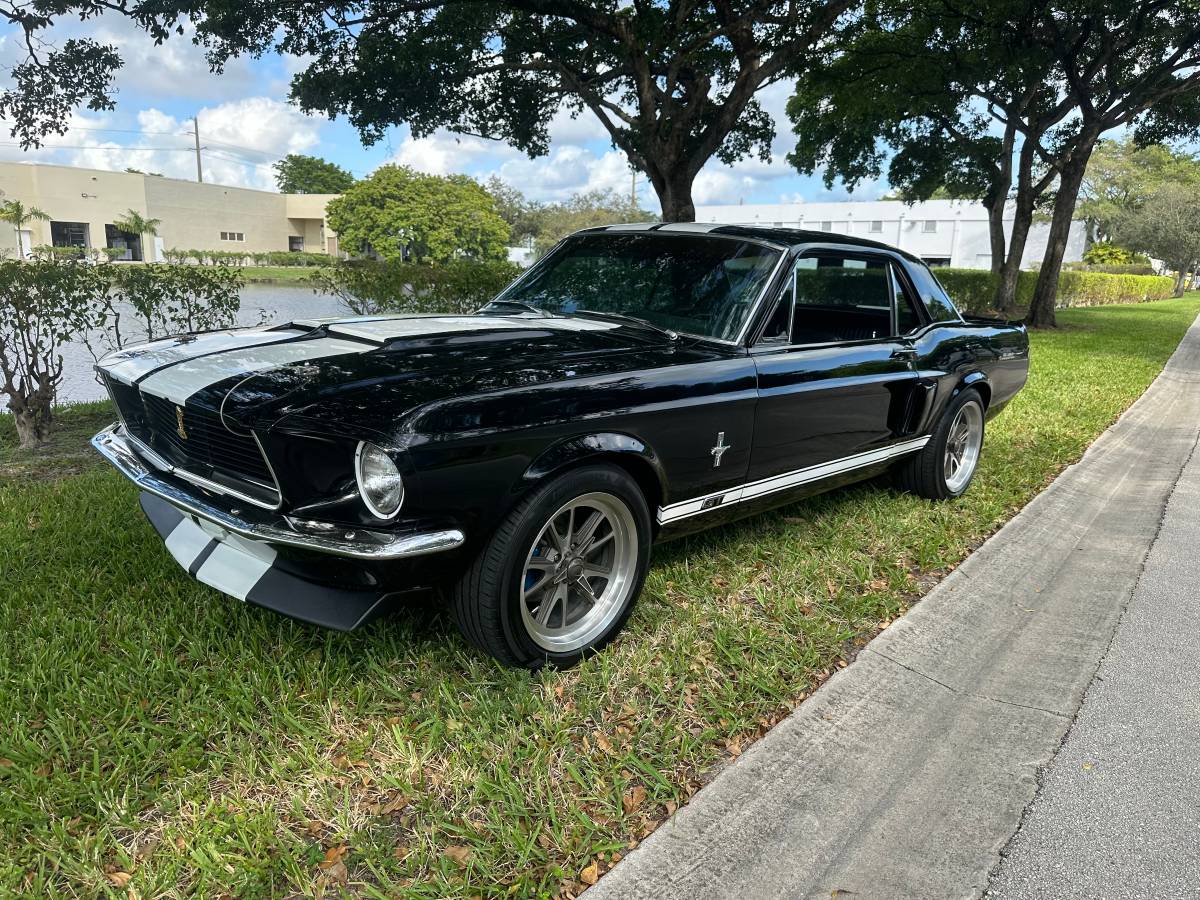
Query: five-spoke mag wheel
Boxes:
[
  {"xmin": 943, "ymin": 401, "xmax": 984, "ymax": 494},
  {"xmin": 520, "ymin": 493, "xmax": 639, "ymax": 652},
  {"xmin": 451, "ymin": 464, "xmax": 651, "ymax": 668}
]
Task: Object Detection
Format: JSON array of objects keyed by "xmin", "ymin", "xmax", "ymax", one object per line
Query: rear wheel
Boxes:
[
  {"xmin": 451, "ymin": 464, "xmax": 651, "ymax": 668},
  {"xmin": 895, "ymin": 388, "xmax": 985, "ymax": 500}
]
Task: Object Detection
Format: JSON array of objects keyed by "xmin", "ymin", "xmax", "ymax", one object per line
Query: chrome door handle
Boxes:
[{"xmin": 890, "ymin": 347, "xmax": 918, "ymax": 360}]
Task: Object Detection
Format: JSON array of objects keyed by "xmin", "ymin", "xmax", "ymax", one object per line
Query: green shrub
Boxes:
[
  {"xmin": 309, "ymin": 259, "xmax": 523, "ymax": 315},
  {"xmin": 934, "ymin": 267, "xmax": 1175, "ymax": 315},
  {"xmin": 1064, "ymin": 262, "xmax": 1157, "ymax": 275},
  {"xmin": 0, "ymin": 258, "xmax": 108, "ymax": 447}
]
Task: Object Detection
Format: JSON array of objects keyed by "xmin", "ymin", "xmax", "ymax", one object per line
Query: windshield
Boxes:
[{"xmin": 495, "ymin": 232, "xmax": 782, "ymax": 342}]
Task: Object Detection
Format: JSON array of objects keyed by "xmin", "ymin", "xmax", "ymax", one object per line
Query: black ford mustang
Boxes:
[{"xmin": 93, "ymin": 225, "xmax": 1029, "ymax": 667}]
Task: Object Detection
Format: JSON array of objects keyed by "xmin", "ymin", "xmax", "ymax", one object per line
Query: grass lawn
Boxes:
[
  {"xmin": 240, "ymin": 266, "xmax": 323, "ymax": 285},
  {"xmin": 2, "ymin": 297, "xmax": 1198, "ymax": 897}
]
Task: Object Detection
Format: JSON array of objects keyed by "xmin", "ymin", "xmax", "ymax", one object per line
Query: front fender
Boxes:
[{"xmin": 523, "ymin": 432, "xmax": 668, "ymax": 508}]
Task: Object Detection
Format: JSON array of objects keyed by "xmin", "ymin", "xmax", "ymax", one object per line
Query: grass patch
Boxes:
[
  {"xmin": 0, "ymin": 401, "xmax": 115, "ymax": 481},
  {"xmin": 2, "ymin": 297, "xmax": 1198, "ymax": 897},
  {"xmin": 240, "ymin": 266, "xmax": 323, "ymax": 285}
]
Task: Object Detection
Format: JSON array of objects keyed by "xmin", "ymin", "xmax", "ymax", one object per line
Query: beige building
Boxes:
[{"xmin": 0, "ymin": 161, "xmax": 340, "ymax": 261}]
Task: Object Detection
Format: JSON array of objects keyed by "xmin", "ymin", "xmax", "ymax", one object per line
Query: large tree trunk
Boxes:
[
  {"xmin": 645, "ymin": 162, "xmax": 697, "ymax": 223},
  {"xmin": 6, "ymin": 392, "xmax": 53, "ymax": 448},
  {"xmin": 1174, "ymin": 269, "xmax": 1187, "ymax": 298},
  {"xmin": 986, "ymin": 195, "xmax": 1007, "ymax": 279},
  {"xmin": 993, "ymin": 198, "xmax": 1037, "ymax": 316},
  {"xmin": 1027, "ymin": 151, "xmax": 1092, "ymax": 329}
]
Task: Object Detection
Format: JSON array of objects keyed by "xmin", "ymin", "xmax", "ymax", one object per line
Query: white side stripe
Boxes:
[
  {"xmin": 656, "ymin": 437, "xmax": 930, "ymax": 524},
  {"xmin": 137, "ymin": 337, "xmax": 368, "ymax": 405}
]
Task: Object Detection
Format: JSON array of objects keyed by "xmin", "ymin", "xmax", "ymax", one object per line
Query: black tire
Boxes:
[
  {"xmin": 894, "ymin": 388, "xmax": 986, "ymax": 500},
  {"xmin": 450, "ymin": 463, "xmax": 652, "ymax": 668}
]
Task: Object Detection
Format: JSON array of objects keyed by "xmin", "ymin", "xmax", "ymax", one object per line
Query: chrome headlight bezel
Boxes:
[{"xmin": 354, "ymin": 440, "xmax": 405, "ymax": 520}]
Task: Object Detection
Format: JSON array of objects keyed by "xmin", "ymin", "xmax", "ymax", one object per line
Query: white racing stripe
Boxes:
[
  {"xmin": 100, "ymin": 328, "xmax": 307, "ymax": 385},
  {"xmin": 195, "ymin": 536, "xmax": 277, "ymax": 601},
  {"xmin": 323, "ymin": 315, "xmax": 618, "ymax": 341},
  {"xmin": 137, "ymin": 336, "xmax": 368, "ymax": 405},
  {"xmin": 163, "ymin": 515, "xmax": 212, "ymax": 569}
]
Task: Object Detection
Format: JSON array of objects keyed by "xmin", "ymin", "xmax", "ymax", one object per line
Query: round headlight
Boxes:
[{"xmin": 355, "ymin": 441, "xmax": 405, "ymax": 519}]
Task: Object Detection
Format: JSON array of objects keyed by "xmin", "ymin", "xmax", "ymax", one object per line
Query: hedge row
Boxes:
[{"xmin": 935, "ymin": 268, "xmax": 1175, "ymax": 315}]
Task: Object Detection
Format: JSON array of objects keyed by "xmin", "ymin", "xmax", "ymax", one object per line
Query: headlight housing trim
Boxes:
[{"xmin": 354, "ymin": 440, "xmax": 405, "ymax": 520}]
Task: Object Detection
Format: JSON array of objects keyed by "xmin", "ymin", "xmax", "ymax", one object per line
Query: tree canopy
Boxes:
[
  {"xmin": 1076, "ymin": 138, "xmax": 1200, "ymax": 244},
  {"xmin": 486, "ymin": 179, "xmax": 656, "ymax": 252},
  {"xmin": 1112, "ymin": 187, "xmax": 1200, "ymax": 296},
  {"xmin": 325, "ymin": 166, "xmax": 510, "ymax": 263},
  {"xmin": 787, "ymin": 0, "xmax": 1200, "ymax": 326},
  {"xmin": 273, "ymin": 154, "xmax": 357, "ymax": 194},
  {"xmin": 0, "ymin": 0, "xmax": 854, "ymax": 222}
]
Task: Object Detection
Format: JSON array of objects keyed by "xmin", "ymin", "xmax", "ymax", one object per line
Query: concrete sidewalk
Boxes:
[
  {"xmin": 988, "ymin": 402, "xmax": 1200, "ymax": 897},
  {"xmin": 588, "ymin": 316, "xmax": 1200, "ymax": 900}
]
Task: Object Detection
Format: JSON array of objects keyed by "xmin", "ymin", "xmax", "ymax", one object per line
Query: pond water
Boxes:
[{"xmin": 58, "ymin": 284, "xmax": 346, "ymax": 404}]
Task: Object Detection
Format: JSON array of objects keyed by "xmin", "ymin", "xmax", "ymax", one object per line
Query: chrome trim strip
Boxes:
[
  {"xmin": 733, "ymin": 249, "xmax": 792, "ymax": 346},
  {"xmin": 93, "ymin": 424, "xmax": 466, "ymax": 561},
  {"xmin": 122, "ymin": 428, "xmax": 281, "ymax": 511},
  {"xmin": 656, "ymin": 437, "xmax": 930, "ymax": 524}
]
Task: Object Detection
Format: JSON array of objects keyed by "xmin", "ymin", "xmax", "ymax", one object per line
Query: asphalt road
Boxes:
[
  {"xmin": 987, "ymin": 412, "xmax": 1200, "ymax": 898},
  {"xmin": 588, "ymin": 317, "xmax": 1200, "ymax": 900}
]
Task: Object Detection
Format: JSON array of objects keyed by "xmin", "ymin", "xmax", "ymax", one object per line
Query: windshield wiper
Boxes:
[
  {"xmin": 482, "ymin": 299, "xmax": 551, "ymax": 317},
  {"xmin": 570, "ymin": 308, "xmax": 679, "ymax": 341}
]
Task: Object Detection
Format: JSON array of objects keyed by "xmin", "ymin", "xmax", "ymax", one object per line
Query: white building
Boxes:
[{"xmin": 694, "ymin": 199, "xmax": 1087, "ymax": 269}]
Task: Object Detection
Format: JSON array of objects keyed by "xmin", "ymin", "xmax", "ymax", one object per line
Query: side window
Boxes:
[
  {"xmin": 908, "ymin": 262, "xmax": 963, "ymax": 323},
  {"xmin": 890, "ymin": 264, "xmax": 923, "ymax": 335},
  {"xmin": 791, "ymin": 254, "xmax": 892, "ymax": 343},
  {"xmin": 759, "ymin": 271, "xmax": 795, "ymax": 343}
]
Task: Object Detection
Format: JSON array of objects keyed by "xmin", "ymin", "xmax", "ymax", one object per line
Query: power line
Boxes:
[{"xmin": 0, "ymin": 142, "xmax": 198, "ymax": 152}]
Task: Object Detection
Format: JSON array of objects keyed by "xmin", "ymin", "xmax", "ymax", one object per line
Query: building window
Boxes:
[
  {"xmin": 50, "ymin": 221, "xmax": 90, "ymax": 249},
  {"xmin": 220, "ymin": 231, "xmax": 245, "ymax": 242},
  {"xmin": 105, "ymin": 224, "xmax": 142, "ymax": 262},
  {"xmin": 289, "ymin": 236, "xmax": 304, "ymax": 252},
  {"xmin": 869, "ymin": 220, "xmax": 883, "ymax": 233},
  {"xmin": 922, "ymin": 220, "xmax": 938, "ymax": 233},
  {"xmin": 820, "ymin": 221, "xmax": 832, "ymax": 232}
]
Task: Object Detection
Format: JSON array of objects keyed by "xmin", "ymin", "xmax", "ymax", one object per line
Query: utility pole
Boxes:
[{"xmin": 193, "ymin": 116, "xmax": 203, "ymax": 183}]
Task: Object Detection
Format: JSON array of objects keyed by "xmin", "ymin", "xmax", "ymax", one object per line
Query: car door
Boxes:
[{"xmin": 747, "ymin": 248, "xmax": 923, "ymax": 490}]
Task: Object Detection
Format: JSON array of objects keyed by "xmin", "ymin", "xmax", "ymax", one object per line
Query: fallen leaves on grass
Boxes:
[
  {"xmin": 580, "ymin": 861, "xmax": 600, "ymax": 885},
  {"xmin": 444, "ymin": 845, "xmax": 472, "ymax": 869},
  {"xmin": 622, "ymin": 785, "xmax": 646, "ymax": 815}
]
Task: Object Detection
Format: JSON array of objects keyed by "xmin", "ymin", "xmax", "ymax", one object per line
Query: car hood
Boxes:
[{"xmin": 97, "ymin": 313, "xmax": 712, "ymax": 439}]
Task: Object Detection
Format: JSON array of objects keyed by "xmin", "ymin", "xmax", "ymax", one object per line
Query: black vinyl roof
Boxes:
[{"xmin": 575, "ymin": 222, "xmax": 927, "ymax": 264}]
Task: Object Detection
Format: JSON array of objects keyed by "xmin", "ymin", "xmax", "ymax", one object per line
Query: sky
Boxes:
[{"xmin": 0, "ymin": 16, "xmax": 886, "ymax": 212}]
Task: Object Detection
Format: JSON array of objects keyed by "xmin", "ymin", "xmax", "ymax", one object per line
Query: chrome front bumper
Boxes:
[{"xmin": 92, "ymin": 423, "xmax": 466, "ymax": 561}]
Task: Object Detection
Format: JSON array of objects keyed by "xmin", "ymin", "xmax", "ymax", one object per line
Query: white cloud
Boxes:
[{"xmin": 0, "ymin": 98, "xmax": 324, "ymax": 190}]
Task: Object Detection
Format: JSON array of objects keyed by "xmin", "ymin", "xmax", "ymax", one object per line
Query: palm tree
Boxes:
[
  {"xmin": 0, "ymin": 200, "xmax": 51, "ymax": 259},
  {"xmin": 111, "ymin": 209, "xmax": 162, "ymax": 262}
]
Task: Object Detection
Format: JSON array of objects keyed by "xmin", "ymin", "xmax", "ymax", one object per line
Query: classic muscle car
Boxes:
[{"xmin": 93, "ymin": 224, "xmax": 1029, "ymax": 667}]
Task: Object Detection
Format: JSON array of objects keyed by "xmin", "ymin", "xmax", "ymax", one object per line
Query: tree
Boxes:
[
  {"xmin": 788, "ymin": 0, "xmax": 1082, "ymax": 315},
  {"xmin": 325, "ymin": 165, "xmax": 510, "ymax": 263},
  {"xmin": 529, "ymin": 189, "xmax": 657, "ymax": 256},
  {"xmin": 273, "ymin": 153, "xmax": 356, "ymax": 194},
  {"xmin": 0, "ymin": 258, "xmax": 108, "ymax": 447},
  {"xmin": 111, "ymin": 209, "xmax": 162, "ymax": 262},
  {"xmin": 1020, "ymin": 2, "xmax": 1200, "ymax": 328},
  {"xmin": 788, "ymin": 0, "xmax": 1200, "ymax": 325},
  {"xmin": 1111, "ymin": 188, "xmax": 1200, "ymax": 296},
  {"xmin": 0, "ymin": 200, "xmax": 50, "ymax": 259},
  {"xmin": 0, "ymin": 1, "xmax": 853, "ymax": 223},
  {"xmin": 1076, "ymin": 138, "xmax": 1200, "ymax": 243}
]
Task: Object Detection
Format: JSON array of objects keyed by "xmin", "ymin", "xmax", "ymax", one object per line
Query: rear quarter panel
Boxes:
[{"xmin": 911, "ymin": 318, "xmax": 1030, "ymax": 426}]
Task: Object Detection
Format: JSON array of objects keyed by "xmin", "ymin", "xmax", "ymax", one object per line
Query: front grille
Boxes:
[{"xmin": 104, "ymin": 374, "xmax": 279, "ymax": 505}]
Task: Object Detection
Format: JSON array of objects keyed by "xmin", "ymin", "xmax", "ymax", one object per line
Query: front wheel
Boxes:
[
  {"xmin": 450, "ymin": 464, "xmax": 652, "ymax": 668},
  {"xmin": 895, "ymin": 388, "xmax": 986, "ymax": 500}
]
